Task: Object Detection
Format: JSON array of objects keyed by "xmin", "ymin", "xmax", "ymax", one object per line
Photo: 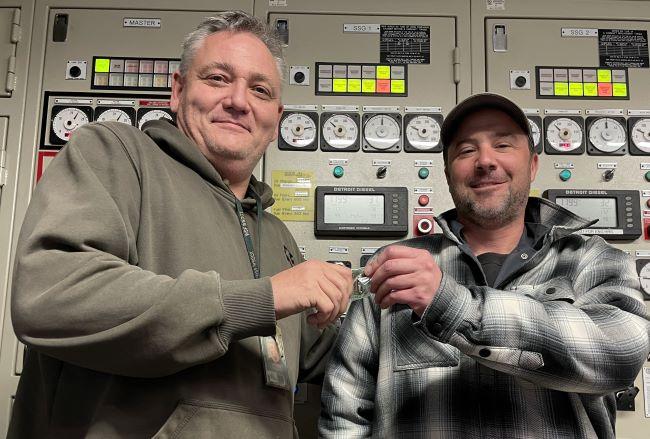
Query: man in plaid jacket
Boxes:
[{"xmin": 319, "ymin": 93, "xmax": 650, "ymax": 438}]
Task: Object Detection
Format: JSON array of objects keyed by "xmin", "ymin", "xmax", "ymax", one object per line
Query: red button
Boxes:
[{"xmin": 418, "ymin": 195, "xmax": 430, "ymax": 206}]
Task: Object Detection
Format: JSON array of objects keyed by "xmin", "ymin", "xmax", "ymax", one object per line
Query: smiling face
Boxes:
[
  {"xmin": 171, "ymin": 31, "xmax": 283, "ymax": 179},
  {"xmin": 445, "ymin": 109, "xmax": 538, "ymax": 228}
]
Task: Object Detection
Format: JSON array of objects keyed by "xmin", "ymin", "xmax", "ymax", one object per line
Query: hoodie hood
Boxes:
[{"xmin": 142, "ymin": 119, "xmax": 274, "ymax": 210}]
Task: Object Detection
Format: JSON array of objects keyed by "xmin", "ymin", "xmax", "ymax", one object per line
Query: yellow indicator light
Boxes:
[
  {"xmin": 569, "ymin": 83, "xmax": 583, "ymax": 96},
  {"xmin": 376, "ymin": 65, "xmax": 390, "ymax": 79},
  {"xmin": 347, "ymin": 79, "xmax": 361, "ymax": 93},
  {"xmin": 583, "ymin": 83, "xmax": 598, "ymax": 96},
  {"xmin": 333, "ymin": 79, "xmax": 347, "ymax": 92},
  {"xmin": 554, "ymin": 82, "xmax": 569, "ymax": 96},
  {"xmin": 391, "ymin": 80, "xmax": 405, "ymax": 93},
  {"xmin": 362, "ymin": 79, "xmax": 376, "ymax": 93},
  {"xmin": 612, "ymin": 83, "xmax": 628, "ymax": 97},
  {"xmin": 597, "ymin": 69, "xmax": 612, "ymax": 82},
  {"xmin": 94, "ymin": 58, "xmax": 110, "ymax": 73}
]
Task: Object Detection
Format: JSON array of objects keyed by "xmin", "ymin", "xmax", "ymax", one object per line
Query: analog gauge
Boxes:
[
  {"xmin": 321, "ymin": 113, "xmax": 359, "ymax": 150},
  {"xmin": 637, "ymin": 259, "xmax": 650, "ymax": 298},
  {"xmin": 587, "ymin": 117, "xmax": 626, "ymax": 153},
  {"xmin": 405, "ymin": 115, "xmax": 441, "ymax": 151},
  {"xmin": 630, "ymin": 118, "xmax": 650, "ymax": 153},
  {"xmin": 279, "ymin": 112, "xmax": 317, "ymax": 150},
  {"xmin": 96, "ymin": 108, "xmax": 134, "ymax": 125},
  {"xmin": 363, "ymin": 114, "xmax": 401, "ymax": 151},
  {"xmin": 528, "ymin": 117, "xmax": 541, "ymax": 150},
  {"xmin": 545, "ymin": 117, "xmax": 584, "ymax": 153},
  {"xmin": 50, "ymin": 106, "xmax": 91, "ymax": 144},
  {"xmin": 138, "ymin": 109, "xmax": 173, "ymax": 129}
]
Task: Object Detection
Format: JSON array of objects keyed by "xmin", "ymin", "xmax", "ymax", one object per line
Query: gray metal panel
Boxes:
[{"xmin": 0, "ymin": 8, "xmax": 15, "ymax": 97}]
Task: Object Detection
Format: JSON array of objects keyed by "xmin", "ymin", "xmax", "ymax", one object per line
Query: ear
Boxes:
[
  {"xmin": 271, "ymin": 104, "xmax": 284, "ymax": 141},
  {"xmin": 529, "ymin": 152, "xmax": 539, "ymax": 182},
  {"xmin": 170, "ymin": 71, "xmax": 184, "ymax": 113}
]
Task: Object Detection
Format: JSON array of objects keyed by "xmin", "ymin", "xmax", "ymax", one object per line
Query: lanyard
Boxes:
[{"xmin": 234, "ymin": 196, "xmax": 260, "ymax": 279}]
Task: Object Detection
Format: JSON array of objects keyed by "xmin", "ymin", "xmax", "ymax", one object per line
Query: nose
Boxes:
[
  {"xmin": 223, "ymin": 79, "xmax": 251, "ymax": 113},
  {"xmin": 475, "ymin": 144, "xmax": 497, "ymax": 171}
]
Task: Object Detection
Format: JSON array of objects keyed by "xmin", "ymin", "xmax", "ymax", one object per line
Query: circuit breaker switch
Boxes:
[{"xmin": 493, "ymin": 24, "xmax": 507, "ymax": 52}]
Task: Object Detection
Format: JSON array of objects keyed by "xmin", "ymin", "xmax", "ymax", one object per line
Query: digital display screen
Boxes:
[
  {"xmin": 555, "ymin": 197, "xmax": 618, "ymax": 227},
  {"xmin": 323, "ymin": 195, "xmax": 384, "ymax": 224}
]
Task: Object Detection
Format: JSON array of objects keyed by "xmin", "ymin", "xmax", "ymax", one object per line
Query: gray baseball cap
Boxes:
[{"xmin": 441, "ymin": 93, "xmax": 534, "ymax": 155}]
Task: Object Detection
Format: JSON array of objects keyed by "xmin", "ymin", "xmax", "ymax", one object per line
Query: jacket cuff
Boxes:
[
  {"xmin": 414, "ymin": 272, "xmax": 470, "ymax": 342},
  {"xmin": 219, "ymin": 277, "xmax": 276, "ymax": 345}
]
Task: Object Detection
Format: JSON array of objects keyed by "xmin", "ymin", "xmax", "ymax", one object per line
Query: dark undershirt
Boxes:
[{"xmin": 476, "ymin": 252, "xmax": 509, "ymax": 287}]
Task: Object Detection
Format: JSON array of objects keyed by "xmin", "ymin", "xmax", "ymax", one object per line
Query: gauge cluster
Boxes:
[{"xmin": 43, "ymin": 94, "xmax": 175, "ymax": 147}]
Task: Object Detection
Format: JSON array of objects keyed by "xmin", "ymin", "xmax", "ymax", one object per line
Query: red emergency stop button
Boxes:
[
  {"xmin": 417, "ymin": 218, "xmax": 433, "ymax": 235},
  {"xmin": 418, "ymin": 195, "xmax": 430, "ymax": 206}
]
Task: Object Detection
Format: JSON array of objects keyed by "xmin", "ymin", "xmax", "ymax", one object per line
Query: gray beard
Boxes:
[{"xmin": 451, "ymin": 183, "xmax": 529, "ymax": 228}]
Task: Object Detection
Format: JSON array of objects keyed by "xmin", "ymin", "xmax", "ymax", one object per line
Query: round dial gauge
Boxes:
[
  {"xmin": 138, "ymin": 109, "xmax": 172, "ymax": 129},
  {"xmin": 631, "ymin": 118, "xmax": 650, "ymax": 153},
  {"xmin": 280, "ymin": 113, "xmax": 317, "ymax": 148},
  {"xmin": 639, "ymin": 261, "xmax": 650, "ymax": 296},
  {"xmin": 406, "ymin": 115, "xmax": 441, "ymax": 150},
  {"xmin": 528, "ymin": 118, "xmax": 541, "ymax": 149},
  {"xmin": 364, "ymin": 114, "xmax": 401, "ymax": 150},
  {"xmin": 52, "ymin": 107, "xmax": 90, "ymax": 142},
  {"xmin": 588, "ymin": 118, "xmax": 626, "ymax": 153},
  {"xmin": 97, "ymin": 108, "xmax": 133, "ymax": 125},
  {"xmin": 546, "ymin": 117, "xmax": 583, "ymax": 152},
  {"xmin": 322, "ymin": 114, "xmax": 358, "ymax": 149}
]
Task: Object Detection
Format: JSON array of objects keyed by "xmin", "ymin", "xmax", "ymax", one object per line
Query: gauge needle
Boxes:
[
  {"xmin": 330, "ymin": 121, "xmax": 336, "ymax": 128},
  {"xmin": 605, "ymin": 120, "xmax": 609, "ymax": 129},
  {"xmin": 381, "ymin": 117, "xmax": 384, "ymax": 126}
]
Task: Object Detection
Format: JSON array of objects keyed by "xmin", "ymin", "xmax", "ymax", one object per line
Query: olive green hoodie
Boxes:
[{"xmin": 9, "ymin": 120, "xmax": 336, "ymax": 438}]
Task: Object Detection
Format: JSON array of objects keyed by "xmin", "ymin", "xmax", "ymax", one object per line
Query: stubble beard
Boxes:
[{"xmin": 450, "ymin": 176, "xmax": 530, "ymax": 228}]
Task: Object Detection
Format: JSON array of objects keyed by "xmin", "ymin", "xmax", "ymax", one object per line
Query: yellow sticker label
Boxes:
[
  {"xmin": 333, "ymin": 79, "xmax": 347, "ymax": 93},
  {"xmin": 94, "ymin": 58, "xmax": 110, "ymax": 73},
  {"xmin": 597, "ymin": 69, "xmax": 612, "ymax": 82},
  {"xmin": 362, "ymin": 79, "xmax": 376, "ymax": 93},
  {"xmin": 583, "ymin": 83, "xmax": 598, "ymax": 96},
  {"xmin": 376, "ymin": 65, "xmax": 391, "ymax": 79},
  {"xmin": 390, "ymin": 80, "xmax": 405, "ymax": 94},
  {"xmin": 554, "ymin": 82, "xmax": 569, "ymax": 96},
  {"xmin": 613, "ymin": 83, "xmax": 628, "ymax": 97},
  {"xmin": 271, "ymin": 171, "xmax": 315, "ymax": 222},
  {"xmin": 347, "ymin": 79, "xmax": 361, "ymax": 93},
  {"xmin": 569, "ymin": 82, "xmax": 584, "ymax": 96}
]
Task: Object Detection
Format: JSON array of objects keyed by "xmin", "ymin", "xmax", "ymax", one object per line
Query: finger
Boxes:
[
  {"xmin": 316, "ymin": 277, "xmax": 342, "ymax": 323},
  {"xmin": 374, "ymin": 272, "xmax": 418, "ymax": 304},
  {"xmin": 308, "ymin": 286, "xmax": 337, "ymax": 327},
  {"xmin": 377, "ymin": 288, "xmax": 418, "ymax": 310},
  {"xmin": 365, "ymin": 245, "xmax": 421, "ymax": 277},
  {"xmin": 370, "ymin": 258, "xmax": 420, "ymax": 294},
  {"xmin": 322, "ymin": 267, "xmax": 349, "ymax": 306}
]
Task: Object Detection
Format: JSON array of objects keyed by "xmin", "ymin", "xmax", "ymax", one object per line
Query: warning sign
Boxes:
[
  {"xmin": 599, "ymin": 29, "xmax": 649, "ymax": 68},
  {"xmin": 380, "ymin": 25, "xmax": 430, "ymax": 64},
  {"xmin": 271, "ymin": 170, "xmax": 315, "ymax": 222}
]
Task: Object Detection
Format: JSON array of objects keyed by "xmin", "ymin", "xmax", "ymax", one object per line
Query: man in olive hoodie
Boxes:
[{"xmin": 9, "ymin": 11, "xmax": 352, "ymax": 438}]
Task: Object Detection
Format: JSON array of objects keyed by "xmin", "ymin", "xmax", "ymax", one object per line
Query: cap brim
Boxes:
[{"xmin": 441, "ymin": 93, "xmax": 532, "ymax": 150}]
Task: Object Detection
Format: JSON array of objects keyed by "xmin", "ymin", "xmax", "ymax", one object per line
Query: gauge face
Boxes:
[
  {"xmin": 138, "ymin": 109, "xmax": 172, "ymax": 129},
  {"xmin": 97, "ymin": 108, "xmax": 134, "ymax": 125},
  {"xmin": 631, "ymin": 118, "xmax": 650, "ymax": 153},
  {"xmin": 528, "ymin": 118, "xmax": 541, "ymax": 149},
  {"xmin": 639, "ymin": 261, "xmax": 650, "ymax": 296},
  {"xmin": 322, "ymin": 114, "xmax": 358, "ymax": 149},
  {"xmin": 546, "ymin": 117, "xmax": 583, "ymax": 152},
  {"xmin": 364, "ymin": 114, "xmax": 401, "ymax": 150},
  {"xmin": 279, "ymin": 113, "xmax": 317, "ymax": 148},
  {"xmin": 406, "ymin": 115, "xmax": 441, "ymax": 150},
  {"xmin": 588, "ymin": 117, "xmax": 626, "ymax": 153},
  {"xmin": 52, "ymin": 107, "xmax": 90, "ymax": 142}
]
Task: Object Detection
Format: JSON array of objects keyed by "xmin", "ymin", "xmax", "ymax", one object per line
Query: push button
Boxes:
[
  {"xmin": 333, "ymin": 165, "xmax": 344, "ymax": 178},
  {"xmin": 559, "ymin": 169, "xmax": 572, "ymax": 182},
  {"xmin": 418, "ymin": 167, "xmax": 430, "ymax": 179},
  {"xmin": 418, "ymin": 194, "xmax": 430, "ymax": 206}
]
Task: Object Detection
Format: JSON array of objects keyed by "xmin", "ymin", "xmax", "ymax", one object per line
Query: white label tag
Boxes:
[
  {"xmin": 554, "ymin": 163, "xmax": 575, "ymax": 169},
  {"xmin": 636, "ymin": 250, "xmax": 650, "ymax": 257},
  {"xmin": 123, "ymin": 18, "xmax": 161, "ymax": 28},
  {"xmin": 284, "ymin": 104, "xmax": 317, "ymax": 111},
  {"xmin": 363, "ymin": 106, "xmax": 400, "ymax": 113},
  {"xmin": 414, "ymin": 160, "xmax": 434, "ymax": 167},
  {"xmin": 343, "ymin": 24, "xmax": 380, "ymax": 33},
  {"xmin": 329, "ymin": 159, "xmax": 349, "ymax": 166},
  {"xmin": 414, "ymin": 187, "xmax": 434, "ymax": 194},
  {"xmin": 629, "ymin": 109, "xmax": 650, "ymax": 116},
  {"xmin": 486, "ymin": 0, "xmax": 505, "ymax": 10},
  {"xmin": 405, "ymin": 106, "xmax": 442, "ymax": 113},
  {"xmin": 597, "ymin": 163, "xmax": 617, "ymax": 169},
  {"xmin": 641, "ymin": 163, "xmax": 650, "ymax": 170},
  {"xmin": 372, "ymin": 160, "xmax": 391, "ymax": 166},
  {"xmin": 329, "ymin": 246, "xmax": 349, "ymax": 254},
  {"xmin": 545, "ymin": 109, "xmax": 582, "ymax": 115},
  {"xmin": 577, "ymin": 229, "xmax": 623, "ymax": 235},
  {"xmin": 361, "ymin": 247, "xmax": 380, "ymax": 254},
  {"xmin": 269, "ymin": 0, "xmax": 287, "ymax": 6},
  {"xmin": 585, "ymin": 109, "xmax": 624, "ymax": 115},
  {"xmin": 561, "ymin": 28, "xmax": 597, "ymax": 37},
  {"xmin": 322, "ymin": 105, "xmax": 359, "ymax": 112}
]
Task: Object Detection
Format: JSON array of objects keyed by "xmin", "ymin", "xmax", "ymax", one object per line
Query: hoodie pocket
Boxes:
[
  {"xmin": 391, "ymin": 307, "xmax": 459, "ymax": 371},
  {"xmin": 152, "ymin": 400, "xmax": 293, "ymax": 439}
]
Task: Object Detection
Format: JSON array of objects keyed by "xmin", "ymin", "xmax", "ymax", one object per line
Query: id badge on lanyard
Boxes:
[{"xmin": 235, "ymin": 198, "xmax": 291, "ymax": 391}]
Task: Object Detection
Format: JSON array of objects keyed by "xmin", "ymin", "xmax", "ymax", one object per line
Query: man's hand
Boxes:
[
  {"xmin": 364, "ymin": 245, "xmax": 442, "ymax": 317},
  {"xmin": 271, "ymin": 260, "xmax": 353, "ymax": 327}
]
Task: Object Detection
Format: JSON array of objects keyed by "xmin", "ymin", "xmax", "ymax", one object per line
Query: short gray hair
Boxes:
[{"xmin": 178, "ymin": 11, "xmax": 285, "ymax": 81}]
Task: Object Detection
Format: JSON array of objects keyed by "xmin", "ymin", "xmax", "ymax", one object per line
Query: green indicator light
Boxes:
[
  {"xmin": 418, "ymin": 167, "xmax": 430, "ymax": 179},
  {"xmin": 95, "ymin": 58, "xmax": 110, "ymax": 73},
  {"xmin": 333, "ymin": 165, "xmax": 344, "ymax": 178},
  {"xmin": 559, "ymin": 169, "xmax": 572, "ymax": 182},
  {"xmin": 645, "ymin": 171, "xmax": 650, "ymax": 182}
]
